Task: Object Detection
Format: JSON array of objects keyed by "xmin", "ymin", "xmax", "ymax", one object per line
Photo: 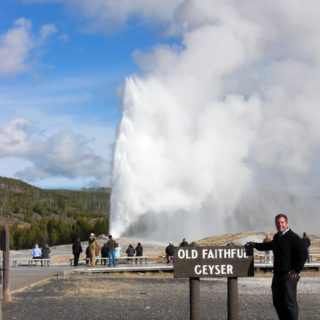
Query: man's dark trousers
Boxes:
[{"xmin": 272, "ymin": 273, "xmax": 299, "ymax": 320}]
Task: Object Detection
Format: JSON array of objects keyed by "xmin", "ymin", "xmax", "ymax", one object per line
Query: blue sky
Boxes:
[{"xmin": 0, "ymin": 0, "xmax": 180, "ymax": 189}]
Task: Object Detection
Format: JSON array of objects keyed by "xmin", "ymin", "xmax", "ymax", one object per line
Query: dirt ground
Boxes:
[{"xmin": 2, "ymin": 274, "xmax": 320, "ymax": 320}]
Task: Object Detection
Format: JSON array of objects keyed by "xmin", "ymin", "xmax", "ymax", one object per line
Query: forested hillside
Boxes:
[{"xmin": 0, "ymin": 177, "xmax": 110, "ymax": 249}]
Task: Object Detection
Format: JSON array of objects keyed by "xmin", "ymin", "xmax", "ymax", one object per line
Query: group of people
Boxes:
[
  {"xmin": 72, "ymin": 234, "xmax": 145, "ymax": 268},
  {"xmin": 125, "ymin": 242, "xmax": 143, "ymax": 257},
  {"xmin": 72, "ymin": 233, "xmax": 120, "ymax": 267},
  {"xmin": 165, "ymin": 237, "xmax": 194, "ymax": 263},
  {"xmin": 31, "ymin": 243, "xmax": 51, "ymax": 259}
]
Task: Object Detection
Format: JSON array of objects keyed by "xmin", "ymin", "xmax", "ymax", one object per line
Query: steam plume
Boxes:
[{"xmin": 110, "ymin": 1, "xmax": 320, "ymax": 241}]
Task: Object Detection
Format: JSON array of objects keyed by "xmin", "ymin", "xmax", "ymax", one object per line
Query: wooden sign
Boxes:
[{"xmin": 174, "ymin": 246, "xmax": 254, "ymax": 278}]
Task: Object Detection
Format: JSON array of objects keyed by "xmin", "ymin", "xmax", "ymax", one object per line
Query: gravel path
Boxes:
[{"xmin": 3, "ymin": 275, "xmax": 320, "ymax": 320}]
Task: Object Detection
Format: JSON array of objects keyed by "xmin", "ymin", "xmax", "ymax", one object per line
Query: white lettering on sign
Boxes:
[
  {"xmin": 194, "ymin": 264, "xmax": 234, "ymax": 276},
  {"xmin": 201, "ymin": 248, "xmax": 247, "ymax": 259},
  {"xmin": 177, "ymin": 249, "xmax": 198, "ymax": 259}
]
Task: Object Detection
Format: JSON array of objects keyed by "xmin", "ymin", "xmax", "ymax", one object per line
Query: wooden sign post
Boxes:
[
  {"xmin": 174, "ymin": 246, "xmax": 254, "ymax": 320},
  {"xmin": 227, "ymin": 277, "xmax": 238, "ymax": 320},
  {"xmin": 189, "ymin": 277, "xmax": 200, "ymax": 320},
  {"xmin": 0, "ymin": 223, "xmax": 10, "ymax": 302}
]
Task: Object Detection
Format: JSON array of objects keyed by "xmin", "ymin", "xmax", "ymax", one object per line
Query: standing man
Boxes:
[
  {"xmin": 101, "ymin": 242, "xmax": 109, "ymax": 265},
  {"xmin": 302, "ymin": 232, "xmax": 311, "ymax": 262},
  {"xmin": 246, "ymin": 213, "xmax": 307, "ymax": 320},
  {"xmin": 180, "ymin": 238, "xmax": 189, "ymax": 246},
  {"xmin": 107, "ymin": 234, "xmax": 116, "ymax": 267},
  {"xmin": 72, "ymin": 238, "xmax": 82, "ymax": 267}
]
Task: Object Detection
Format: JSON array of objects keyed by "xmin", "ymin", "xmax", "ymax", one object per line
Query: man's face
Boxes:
[{"xmin": 275, "ymin": 217, "xmax": 288, "ymax": 232}]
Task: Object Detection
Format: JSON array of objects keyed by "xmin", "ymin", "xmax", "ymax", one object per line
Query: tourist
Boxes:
[
  {"xmin": 180, "ymin": 238, "xmax": 189, "ymax": 246},
  {"xmin": 135, "ymin": 242, "xmax": 144, "ymax": 263},
  {"xmin": 88, "ymin": 233, "xmax": 96, "ymax": 267},
  {"xmin": 165, "ymin": 241, "xmax": 175, "ymax": 264},
  {"xmin": 302, "ymin": 232, "xmax": 311, "ymax": 263},
  {"xmin": 114, "ymin": 241, "xmax": 122, "ymax": 266},
  {"xmin": 101, "ymin": 242, "xmax": 109, "ymax": 265},
  {"xmin": 126, "ymin": 244, "xmax": 135, "ymax": 257},
  {"xmin": 31, "ymin": 243, "xmax": 42, "ymax": 259},
  {"xmin": 107, "ymin": 235, "xmax": 116, "ymax": 267},
  {"xmin": 72, "ymin": 238, "xmax": 82, "ymax": 267},
  {"xmin": 135, "ymin": 242, "xmax": 143, "ymax": 256},
  {"xmin": 42, "ymin": 243, "xmax": 50, "ymax": 258},
  {"xmin": 246, "ymin": 213, "xmax": 307, "ymax": 320},
  {"xmin": 95, "ymin": 241, "xmax": 101, "ymax": 265},
  {"xmin": 85, "ymin": 246, "xmax": 90, "ymax": 266}
]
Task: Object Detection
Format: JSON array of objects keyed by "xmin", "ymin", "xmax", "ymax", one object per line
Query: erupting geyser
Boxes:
[{"xmin": 110, "ymin": 1, "xmax": 320, "ymax": 241}]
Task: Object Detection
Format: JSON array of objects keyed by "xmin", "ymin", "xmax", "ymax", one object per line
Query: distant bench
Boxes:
[
  {"xmin": 123, "ymin": 256, "xmax": 148, "ymax": 265},
  {"xmin": 69, "ymin": 257, "xmax": 109, "ymax": 266},
  {"xmin": 12, "ymin": 258, "xmax": 51, "ymax": 267}
]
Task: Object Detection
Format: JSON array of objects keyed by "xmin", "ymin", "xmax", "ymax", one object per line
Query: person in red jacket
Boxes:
[{"xmin": 246, "ymin": 213, "xmax": 307, "ymax": 320}]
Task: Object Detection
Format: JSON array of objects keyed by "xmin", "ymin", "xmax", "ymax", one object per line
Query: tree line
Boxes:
[
  {"xmin": 0, "ymin": 177, "xmax": 110, "ymax": 249},
  {"xmin": 9, "ymin": 217, "xmax": 108, "ymax": 250}
]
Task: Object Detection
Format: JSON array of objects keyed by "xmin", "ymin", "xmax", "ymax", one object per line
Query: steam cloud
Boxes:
[{"xmin": 110, "ymin": 1, "xmax": 320, "ymax": 241}]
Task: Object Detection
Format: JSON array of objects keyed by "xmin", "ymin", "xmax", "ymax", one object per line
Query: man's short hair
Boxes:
[{"xmin": 275, "ymin": 213, "xmax": 288, "ymax": 222}]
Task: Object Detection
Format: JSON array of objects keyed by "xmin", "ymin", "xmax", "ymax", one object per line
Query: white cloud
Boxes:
[
  {"xmin": 70, "ymin": 0, "xmax": 183, "ymax": 33},
  {"xmin": 23, "ymin": 0, "xmax": 184, "ymax": 33},
  {"xmin": 38, "ymin": 24, "xmax": 58, "ymax": 44},
  {"xmin": 0, "ymin": 118, "xmax": 33, "ymax": 156},
  {"xmin": 0, "ymin": 18, "xmax": 57, "ymax": 77},
  {"xmin": 0, "ymin": 118, "xmax": 111, "ymax": 186},
  {"xmin": 0, "ymin": 18, "xmax": 33, "ymax": 76},
  {"xmin": 17, "ymin": 131, "xmax": 109, "ymax": 179}
]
